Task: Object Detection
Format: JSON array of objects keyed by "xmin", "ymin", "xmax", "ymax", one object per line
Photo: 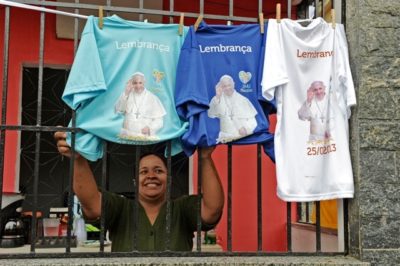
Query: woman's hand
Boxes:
[
  {"xmin": 199, "ymin": 146, "xmax": 216, "ymax": 159},
  {"xmin": 54, "ymin": 131, "xmax": 81, "ymax": 159}
]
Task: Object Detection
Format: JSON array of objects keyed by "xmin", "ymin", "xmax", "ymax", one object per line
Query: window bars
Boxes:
[{"xmin": 0, "ymin": 0, "xmax": 346, "ymax": 258}]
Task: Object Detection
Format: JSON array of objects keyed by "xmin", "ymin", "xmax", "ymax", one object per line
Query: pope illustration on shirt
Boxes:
[
  {"xmin": 115, "ymin": 72, "xmax": 167, "ymax": 140},
  {"xmin": 298, "ymin": 80, "xmax": 336, "ymax": 142},
  {"xmin": 208, "ymin": 74, "xmax": 258, "ymax": 143}
]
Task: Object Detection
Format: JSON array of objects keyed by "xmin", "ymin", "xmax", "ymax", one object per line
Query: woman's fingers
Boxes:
[
  {"xmin": 54, "ymin": 131, "xmax": 71, "ymax": 157},
  {"xmin": 54, "ymin": 131, "xmax": 66, "ymax": 141}
]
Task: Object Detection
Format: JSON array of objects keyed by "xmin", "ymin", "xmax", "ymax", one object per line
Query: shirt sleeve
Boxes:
[
  {"xmin": 82, "ymin": 190, "xmax": 123, "ymax": 228},
  {"xmin": 66, "ymin": 128, "xmax": 103, "ymax": 161},
  {"xmin": 335, "ymin": 24, "xmax": 356, "ymax": 119},
  {"xmin": 62, "ymin": 16, "xmax": 107, "ymax": 110},
  {"xmin": 257, "ymin": 22, "xmax": 277, "ymax": 114},
  {"xmin": 177, "ymin": 195, "xmax": 219, "ymax": 232},
  {"xmin": 101, "ymin": 191, "xmax": 133, "ymax": 232},
  {"xmin": 261, "ymin": 19, "xmax": 289, "ymax": 101},
  {"xmin": 175, "ymin": 28, "xmax": 213, "ymax": 156},
  {"xmin": 175, "ymin": 28, "xmax": 210, "ymax": 119}
]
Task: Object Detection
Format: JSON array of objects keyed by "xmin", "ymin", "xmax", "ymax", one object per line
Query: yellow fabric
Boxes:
[{"xmin": 311, "ymin": 199, "xmax": 338, "ymax": 229}]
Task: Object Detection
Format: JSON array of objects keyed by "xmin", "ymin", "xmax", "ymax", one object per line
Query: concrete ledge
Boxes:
[{"xmin": 0, "ymin": 256, "xmax": 369, "ymax": 266}]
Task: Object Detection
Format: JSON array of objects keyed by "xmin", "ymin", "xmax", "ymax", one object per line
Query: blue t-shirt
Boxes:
[
  {"xmin": 175, "ymin": 22, "xmax": 275, "ymax": 160},
  {"xmin": 62, "ymin": 15, "xmax": 189, "ymax": 161}
]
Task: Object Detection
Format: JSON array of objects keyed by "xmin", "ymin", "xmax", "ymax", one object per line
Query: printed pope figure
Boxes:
[
  {"xmin": 208, "ymin": 74, "xmax": 258, "ymax": 143},
  {"xmin": 298, "ymin": 80, "xmax": 336, "ymax": 142},
  {"xmin": 115, "ymin": 72, "xmax": 166, "ymax": 140}
]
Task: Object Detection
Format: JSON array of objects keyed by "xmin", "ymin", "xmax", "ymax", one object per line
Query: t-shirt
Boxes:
[
  {"xmin": 175, "ymin": 21, "xmax": 275, "ymax": 160},
  {"xmin": 262, "ymin": 18, "xmax": 356, "ymax": 201},
  {"xmin": 62, "ymin": 15, "xmax": 188, "ymax": 161},
  {"xmin": 98, "ymin": 191, "xmax": 215, "ymax": 252}
]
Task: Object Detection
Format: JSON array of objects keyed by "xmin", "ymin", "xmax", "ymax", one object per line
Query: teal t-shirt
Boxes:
[
  {"xmin": 62, "ymin": 15, "xmax": 189, "ymax": 161},
  {"xmin": 99, "ymin": 191, "xmax": 215, "ymax": 252}
]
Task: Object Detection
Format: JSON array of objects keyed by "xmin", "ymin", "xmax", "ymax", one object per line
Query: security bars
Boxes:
[{"xmin": 0, "ymin": 0, "xmax": 346, "ymax": 258}]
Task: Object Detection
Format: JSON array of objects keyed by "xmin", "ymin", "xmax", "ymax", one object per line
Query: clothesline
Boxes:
[
  {"xmin": 0, "ymin": 1, "xmax": 335, "ymax": 28},
  {"xmin": 0, "ymin": 0, "xmax": 88, "ymax": 19}
]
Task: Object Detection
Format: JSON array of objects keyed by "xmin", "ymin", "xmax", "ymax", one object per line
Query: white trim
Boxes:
[
  {"xmin": 188, "ymin": 155, "xmax": 193, "ymax": 195},
  {"xmin": 337, "ymin": 199, "xmax": 344, "ymax": 252},
  {"xmin": 14, "ymin": 65, "xmax": 23, "ymax": 193},
  {"xmin": 334, "ymin": 0, "xmax": 342, "ymax": 23}
]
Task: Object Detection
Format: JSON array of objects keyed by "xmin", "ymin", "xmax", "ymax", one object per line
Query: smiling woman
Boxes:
[
  {"xmin": 138, "ymin": 154, "xmax": 169, "ymax": 217},
  {"xmin": 53, "ymin": 131, "xmax": 224, "ymax": 252}
]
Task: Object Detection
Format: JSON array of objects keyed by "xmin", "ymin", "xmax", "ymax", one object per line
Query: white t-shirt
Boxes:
[{"xmin": 262, "ymin": 18, "xmax": 356, "ymax": 202}]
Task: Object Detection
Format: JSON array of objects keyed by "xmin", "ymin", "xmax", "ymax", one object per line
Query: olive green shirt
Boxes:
[{"xmin": 99, "ymin": 191, "xmax": 216, "ymax": 252}]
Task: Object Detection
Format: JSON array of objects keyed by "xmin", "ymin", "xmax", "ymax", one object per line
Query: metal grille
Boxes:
[{"xmin": 0, "ymin": 0, "xmax": 347, "ymax": 258}]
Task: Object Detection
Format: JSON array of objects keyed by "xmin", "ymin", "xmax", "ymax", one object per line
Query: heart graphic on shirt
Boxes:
[
  {"xmin": 153, "ymin": 70, "xmax": 165, "ymax": 83},
  {"xmin": 239, "ymin": 71, "xmax": 252, "ymax": 84}
]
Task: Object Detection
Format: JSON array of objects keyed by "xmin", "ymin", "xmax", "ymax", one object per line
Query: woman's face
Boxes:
[{"xmin": 138, "ymin": 155, "xmax": 167, "ymax": 204}]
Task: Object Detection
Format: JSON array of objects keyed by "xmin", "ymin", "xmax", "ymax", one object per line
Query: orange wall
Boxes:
[{"xmin": 0, "ymin": 2, "xmax": 292, "ymax": 252}]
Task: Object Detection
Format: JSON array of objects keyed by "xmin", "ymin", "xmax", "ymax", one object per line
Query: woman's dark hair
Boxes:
[{"xmin": 139, "ymin": 152, "xmax": 168, "ymax": 168}]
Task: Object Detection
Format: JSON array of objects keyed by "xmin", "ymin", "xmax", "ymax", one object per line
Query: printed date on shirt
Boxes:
[{"xmin": 307, "ymin": 143, "xmax": 336, "ymax": 156}]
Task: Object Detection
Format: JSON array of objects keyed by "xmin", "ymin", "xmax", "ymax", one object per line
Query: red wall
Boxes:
[
  {"xmin": 0, "ymin": 1, "xmax": 294, "ymax": 252},
  {"xmin": 0, "ymin": 6, "xmax": 74, "ymax": 192},
  {"xmin": 164, "ymin": 0, "xmax": 297, "ymax": 24},
  {"xmin": 192, "ymin": 141, "xmax": 290, "ymax": 252}
]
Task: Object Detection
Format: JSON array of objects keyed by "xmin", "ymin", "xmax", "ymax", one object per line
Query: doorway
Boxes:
[{"xmin": 19, "ymin": 67, "xmax": 189, "ymax": 216}]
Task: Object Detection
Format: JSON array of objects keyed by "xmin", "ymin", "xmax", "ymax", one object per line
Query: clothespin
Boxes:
[
  {"xmin": 259, "ymin": 13, "xmax": 264, "ymax": 34},
  {"xmin": 194, "ymin": 14, "xmax": 203, "ymax": 32},
  {"xmin": 178, "ymin": 13, "xmax": 184, "ymax": 35},
  {"xmin": 144, "ymin": 19, "xmax": 148, "ymax": 23},
  {"xmin": 98, "ymin": 6, "xmax": 104, "ymax": 29},
  {"xmin": 227, "ymin": 20, "xmax": 232, "ymax": 26},
  {"xmin": 276, "ymin": 3, "xmax": 281, "ymax": 23},
  {"xmin": 331, "ymin": 9, "xmax": 336, "ymax": 29}
]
